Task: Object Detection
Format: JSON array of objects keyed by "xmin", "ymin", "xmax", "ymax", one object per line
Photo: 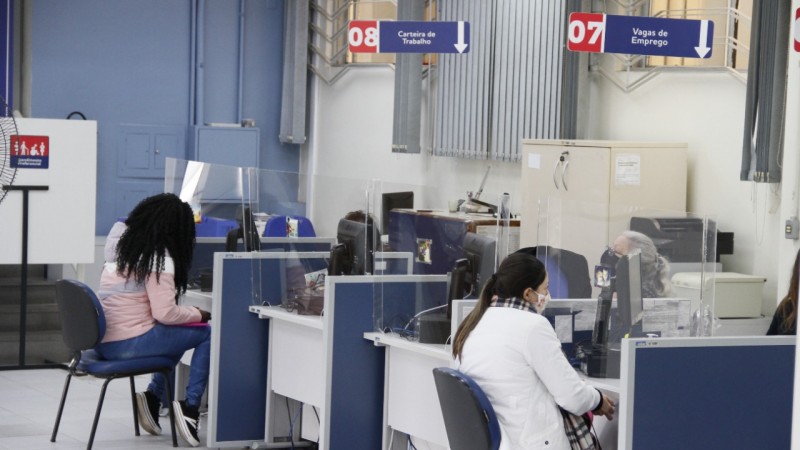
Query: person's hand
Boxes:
[
  {"xmin": 594, "ymin": 394, "xmax": 615, "ymax": 421},
  {"xmin": 196, "ymin": 307, "xmax": 211, "ymax": 323}
]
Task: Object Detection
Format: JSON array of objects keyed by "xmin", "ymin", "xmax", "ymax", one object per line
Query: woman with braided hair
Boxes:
[
  {"xmin": 96, "ymin": 193, "xmax": 210, "ymax": 447},
  {"xmin": 453, "ymin": 252, "xmax": 614, "ymax": 450}
]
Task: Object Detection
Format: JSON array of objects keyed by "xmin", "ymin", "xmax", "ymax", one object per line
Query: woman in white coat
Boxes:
[{"xmin": 453, "ymin": 253, "xmax": 615, "ymax": 450}]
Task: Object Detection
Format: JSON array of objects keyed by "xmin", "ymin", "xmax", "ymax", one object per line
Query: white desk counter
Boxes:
[
  {"xmin": 250, "ymin": 304, "xmax": 323, "ymax": 330},
  {"xmin": 250, "ymin": 305, "xmax": 325, "ymax": 424},
  {"xmin": 183, "ymin": 289, "xmax": 212, "ymax": 312},
  {"xmin": 365, "ymin": 331, "xmax": 624, "ymax": 450},
  {"xmin": 580, "ymin": 373, "xmax": 620, "ymax": 450},
  {"xmin": 365, "ymin": 332, "xmax": 453, "ymax": 449}
]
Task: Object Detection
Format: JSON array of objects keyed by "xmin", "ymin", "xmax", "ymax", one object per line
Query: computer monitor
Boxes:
[
  {"xmin": 327, "ymin": 243, "xmax": 351, "ymax": 276},
  {"xmin": 615, "ymin": 251, "xmax": 644, "ymax": 332},
  {"xmin": 224, "ymin": 206, "xmax": 261, "ymax": 252},
  {"xmin": 461, "ymin": 232, "xmax": 496, "ymax": 297},
  {"xmin": 446, "ymin": 258, "xmax": 470, "ymax": 319},
  {"xmin": 328, "ymin": 218, "xmax": 376, "ymax": 275},
  {"xmin": 381, "ymin": 191, "xmax": 414, "ymax": 236}
]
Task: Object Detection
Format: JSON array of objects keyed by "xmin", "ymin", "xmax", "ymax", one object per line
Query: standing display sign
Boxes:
[
  {"xmin": 568, "ymin": 12, "xmax": 714, "ymax": 59},
  {"xmin": 349, "ymin": 20, "xmax": 470, "ymax": 54}
]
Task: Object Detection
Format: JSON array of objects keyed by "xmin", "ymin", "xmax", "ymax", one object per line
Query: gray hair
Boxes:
[{"xmin": 621, "ymin": 230, "xmax": 672, "ymax": 297}]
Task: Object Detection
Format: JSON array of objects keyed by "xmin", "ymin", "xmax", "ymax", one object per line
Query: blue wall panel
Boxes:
[
  {"xmin": 28, "ymin": 0, "xmax": 298, "ymax": 234},
  {"xmin": 0, "ymin": 0, "xmax": 11, "ymax": 108}
]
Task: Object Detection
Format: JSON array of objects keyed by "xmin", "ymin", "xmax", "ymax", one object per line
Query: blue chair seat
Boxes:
[{"xmin": 77, "ymin": 350, "xmax": 175, "ymax": 376}]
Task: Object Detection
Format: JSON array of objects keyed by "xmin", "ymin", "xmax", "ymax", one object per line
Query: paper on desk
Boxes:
[{"xmin": 554, "ymin": 315, "xmax": 573, "ymax": 343}]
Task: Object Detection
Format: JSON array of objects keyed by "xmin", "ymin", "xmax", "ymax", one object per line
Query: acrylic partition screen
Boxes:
[
  {"xmin": 371, "ymin": 181, "xmax": 514, "ymax": 278},
  {"xmin": 530, "ymin": 197, "xmax": 715, "ymax": 342},
  {"xmin": 369, "ymin": 180, "xmax": 521, "ymax": 345},
  {"xmin": 165, "ymin": 158, "xmax": 262, "ymax": 301}
]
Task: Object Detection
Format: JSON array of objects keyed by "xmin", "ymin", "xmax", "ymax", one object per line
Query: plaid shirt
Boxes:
[{"xmin": 489, "ymin": 295, "xmax": 537, "ymax": 314}]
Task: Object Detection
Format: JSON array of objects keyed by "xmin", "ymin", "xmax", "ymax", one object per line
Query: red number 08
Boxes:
[{"xmin": 349, "ymin": 21, "xmax": 379, "ymax": 53}]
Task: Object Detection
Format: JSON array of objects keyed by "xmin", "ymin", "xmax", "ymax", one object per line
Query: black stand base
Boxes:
[
  {"xmin": 418, "ymin": 313, "xmax": 451, "ymax": 344},
  {"xmin": 580, "ymin": 344, "xmax": 621, "ymax": 379}
]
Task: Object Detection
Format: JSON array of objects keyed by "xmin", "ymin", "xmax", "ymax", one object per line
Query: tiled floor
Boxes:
[{"xmin": 0, "ymin": 369, "xmax": 213, "ymax": 449}]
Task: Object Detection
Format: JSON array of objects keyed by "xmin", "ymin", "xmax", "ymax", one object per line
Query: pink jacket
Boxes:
[{"xmin": 97, "ymin": 222, "xmax": 201, "ymax": 343}]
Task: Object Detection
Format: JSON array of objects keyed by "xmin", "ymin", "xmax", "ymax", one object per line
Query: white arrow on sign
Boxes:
[
  {"xmin": 454, "ymin": 21, "xmax": 468, "ymax": 53},
  {"xmin": 694, "ymin": 20, "xmax": 710, "ymax": 58}
]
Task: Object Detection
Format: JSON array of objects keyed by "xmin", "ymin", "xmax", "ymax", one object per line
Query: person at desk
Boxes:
[
  {"xmin": 606, "ymin": 230, "xmax": 672, "ymax": 297},
  {"xmin": 96, "ymin": 193, "xmax": 211, "ymax": 447},
  {"xmin": 767, "ymin": 248, "xmax": 799, "ymax": 335},
  {"xmin": 452, "ymin": 253, "xmax": 615, "ymax": 450}
]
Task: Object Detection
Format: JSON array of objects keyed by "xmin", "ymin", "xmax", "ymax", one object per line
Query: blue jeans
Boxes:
[{"xmin": 96, "ymin": 323, "xmax": 211, "ymax": 408}]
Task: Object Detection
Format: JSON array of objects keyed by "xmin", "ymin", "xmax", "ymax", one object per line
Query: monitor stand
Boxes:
[
  {"xmin": 418, "ymin": 313, "xmax": 450, "ymax": 344},
  {"xmin": 580, "ymin": 342, "xmax": 621, "ymax": 379}
]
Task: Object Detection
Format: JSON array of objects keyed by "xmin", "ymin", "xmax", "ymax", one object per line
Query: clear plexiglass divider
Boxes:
[
  {"xmin": 166, "ymin": 158, "xmax": 378, "ymax": 307},
  {"xmin": 527, "ymin": 196, "xmax": 717, "ymax": 360},
  {"xmin": 369, "ymin": 180, "xmax": 517, "ymax": 344},
  {"xmin": 164, "ymin": 158, "xmax": 262, "ymax": 304}
]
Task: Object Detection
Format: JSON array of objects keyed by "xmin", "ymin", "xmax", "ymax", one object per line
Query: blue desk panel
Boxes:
[
  {"xmin": 214, "ymin": 258, "xmax": 270, "ymax": 443},
  {"xmin": 631, "ymin": 344, "xmax": 794, "ymax": 450},
  {"xmin": 328, "ymin": 282, "xmax": 386, "ymax": 449}
]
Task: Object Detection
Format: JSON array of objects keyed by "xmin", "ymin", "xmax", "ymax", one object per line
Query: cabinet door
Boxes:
[
  {"xmin": 118, "ymin": 130, "xmax": 151, "ymax": 174},
  {"xmin": 520, "ymin": 143, "xmax": 611, "ymax": 253},
  {"xmin": 115, "ymin": 181, "xmax": 163, "ymax": 219},
  {"xmin": 117, "ymin": 124, "xmax": 186, "ymax": 177},
  {"xmin": 195, "ymin": 127, "xmax": 259, "ymax": 168},
  {"xmin": 154, "ymin": 132, "xmax": 180, "ymax": 172}
]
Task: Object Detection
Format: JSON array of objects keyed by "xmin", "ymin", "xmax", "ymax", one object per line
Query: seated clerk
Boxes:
[
  {"xmin": 96, "ymin": 193, "xmax": 211, "ymax": 448},
  {"xmin": 604, "ymin": 230, "xmax": 673, "ymax": 298},
  {"xmin": 452, "ymin": 253, "xmax": 615, "ymax": 450},
  {"xmin": 767, "ymin": 247, "xmax": 799, "ymax": 335}
]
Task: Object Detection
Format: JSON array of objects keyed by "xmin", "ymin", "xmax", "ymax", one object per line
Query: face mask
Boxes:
[{"xmin": 534, "ymin": 292, "xmax": 550, "ymax": 314}]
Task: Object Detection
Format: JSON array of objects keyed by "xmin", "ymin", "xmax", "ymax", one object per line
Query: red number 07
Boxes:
[
  {"xmin": 567, "ymin": 13, "xmax": 605, "ymax": 53},
  {"xmin": 349, "ymin": 20, "xmax": 379, "ymax": 53}
]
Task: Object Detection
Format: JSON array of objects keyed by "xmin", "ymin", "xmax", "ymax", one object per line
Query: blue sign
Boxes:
[
  {"xmin": 379, "ymin": 21, "xmax": 469, "ymax": 54},
  {"xmin": 604, "ymin": 15, "xmax": 713, "ymax": 58}
]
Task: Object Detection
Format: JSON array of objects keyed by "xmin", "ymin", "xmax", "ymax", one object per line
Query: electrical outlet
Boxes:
[{"xmin": 785, "ymin": 217, "xmax": 799, "ymax": 240}]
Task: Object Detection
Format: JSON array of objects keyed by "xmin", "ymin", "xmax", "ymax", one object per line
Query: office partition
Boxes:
[{"xmin": 620, "ymin": 336, "xmax": 795, "ymax": 450}]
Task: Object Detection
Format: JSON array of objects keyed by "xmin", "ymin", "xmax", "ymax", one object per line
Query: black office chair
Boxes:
[
  {"xmin": 517, "ymin": 246, "xmax": 592, "ymax": 299},
  {"xmin": 432, "ymin": 367, "xmax": 501, "ymax": 450},
  {"xmin": 51, "ymin": 279, "xmax": 178, "ymax": 450}
]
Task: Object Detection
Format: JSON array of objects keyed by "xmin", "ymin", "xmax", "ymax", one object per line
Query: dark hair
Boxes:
[
  {"xmin": 115, "ymin": 193, "xmax": 196, "ymax": 299},
  {"xmin": 344, "ymin": 210, "xmax": 375, "ymax": 225},
  {"xmin": 776, "ymin": 248, "xmax": 800, "ymax": 333},
  {"xmin": 452, "ymin": 253, "xmax": 546, "ymax": 359}
]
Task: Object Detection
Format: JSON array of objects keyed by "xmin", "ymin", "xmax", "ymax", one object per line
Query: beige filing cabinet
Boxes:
[{"xmin": 520, "ymin": 140, "xmax": 688, "ymax": 267}]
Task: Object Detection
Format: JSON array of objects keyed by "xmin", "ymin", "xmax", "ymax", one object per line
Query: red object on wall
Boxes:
[
  {"xmin": 348, "ymin": 20, "xmax": 379, "ymax": 53},
  {"xmin": 795, "ymin": 8, "xmax": 800, "ymax": 52},
  {"xmin": 11, "ymin": 135, "xmax": 49, "ymax": 157},
  {"xmin": 567, "ymin": 12, "xmax": 605, "ymax": 53}
]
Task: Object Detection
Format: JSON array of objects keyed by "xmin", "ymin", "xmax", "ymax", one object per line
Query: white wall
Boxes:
[
  {"xmin": 586, "ymin": 71, "xmax": 784, "ymax": 315},
  {"xmin": 308, "ymin": 52, "xmax": 794, "ymax": 318},
  {"xmin": 308, "ymin": 66, "xmax": 523, "ymax": 238}
]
